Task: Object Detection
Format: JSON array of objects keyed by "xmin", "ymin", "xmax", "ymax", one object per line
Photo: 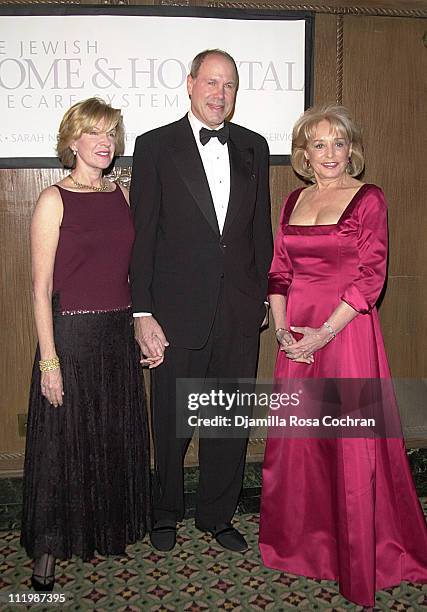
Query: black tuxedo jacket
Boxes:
[{"xmin": 130, "ymin": 115, "xmax": 273, "ymax": 349}]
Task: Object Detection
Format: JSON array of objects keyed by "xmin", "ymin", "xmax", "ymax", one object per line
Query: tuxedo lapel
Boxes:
[
  {"xmin": 222, "ymin": 128, "xmax": 254, "ymax": 236},
  {"xmin": 168, "ymin": 117, "xmax": 220, "ymax": 236}
]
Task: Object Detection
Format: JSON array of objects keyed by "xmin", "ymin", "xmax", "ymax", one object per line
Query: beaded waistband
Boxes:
[{"xmin": 59, "ymin": 305, "xmax": 131, "ymax": 316}]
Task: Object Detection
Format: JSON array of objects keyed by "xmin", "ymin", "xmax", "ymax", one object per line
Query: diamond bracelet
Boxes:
[{"xmin": 322, "ymin": 321, "xmax": 336, "ymax": 339}]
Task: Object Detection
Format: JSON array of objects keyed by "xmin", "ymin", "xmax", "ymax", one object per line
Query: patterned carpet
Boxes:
[{"xmin": 1, "ymin": 506, "xmax": 426, "ymax": 611}]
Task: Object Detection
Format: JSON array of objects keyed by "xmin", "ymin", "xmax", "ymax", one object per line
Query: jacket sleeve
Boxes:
[
  {"xmin": 129, "ymin": 133, "xmax": 161, "ymax": 313},
  {"xmin": 267, "ymin": 194, "xmax": 294, "ymax": 297},
  {"xmin": 340, "ymin": 186, "xmax": 388, "ymax": 314},
  {"xmin": 253, "ymin": 137, "xmax": 273, "ymax": 292}
]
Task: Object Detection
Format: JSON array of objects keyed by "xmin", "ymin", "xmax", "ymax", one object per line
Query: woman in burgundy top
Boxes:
[{"xmin": 21, "ymin": 98, "xmax": 151, "ymax": 590}]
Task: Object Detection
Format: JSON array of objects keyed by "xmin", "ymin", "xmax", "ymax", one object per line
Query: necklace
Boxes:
[{"xmin": 68, "ymin": 174, "xmax": 109, "ymax": 192}]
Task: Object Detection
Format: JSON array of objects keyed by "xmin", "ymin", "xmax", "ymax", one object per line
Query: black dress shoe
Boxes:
[
  {"xmin": 31, "ymin": 574, "xmax": 55, "ymax": 592},
  {"xmin": 197, "ymin": 522, "xmax": 248, "ymax": 552},
  {"xmin": 150, "ymin": 520, "xmax": 177, "ymax": 552},
  {"xmin": 31, "ymin": 553, "xmax": 55, "ymax": 591}
]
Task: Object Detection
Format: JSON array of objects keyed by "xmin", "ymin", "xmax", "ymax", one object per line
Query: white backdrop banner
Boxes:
[{"xmin": 0, "ymin": 10, "xmax": 312, "ymax": 162}]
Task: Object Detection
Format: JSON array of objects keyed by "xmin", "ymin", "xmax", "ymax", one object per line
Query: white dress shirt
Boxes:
[
  {"xmin": 187, "ymin": 110, "xmax": 230, "ymax": 234},
  {"xmin": 134, "ymin": 111, "xmax": 231, "ymax": 318}
]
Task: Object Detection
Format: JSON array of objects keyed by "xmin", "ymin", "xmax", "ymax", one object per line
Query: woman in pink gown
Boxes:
[{"xmin": 259, "ymin": 105, "xmax": 427, "ymax": 608}]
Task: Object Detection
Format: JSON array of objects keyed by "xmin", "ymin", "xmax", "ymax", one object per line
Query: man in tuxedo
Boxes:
[{"xmin": 130, "ymin": 49, "xmax": 272, "ymax": 552}]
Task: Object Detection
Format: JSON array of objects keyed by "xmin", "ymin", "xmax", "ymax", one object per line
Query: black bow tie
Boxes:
[{"xmin": 199, "ymin": 125, "xmax": 229, "ymax": 146}]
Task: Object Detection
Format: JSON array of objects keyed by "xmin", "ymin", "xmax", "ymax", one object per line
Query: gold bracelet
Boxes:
[{"xmin": 39, "ymin": 356, "xmax": 60, "ymax": 372}]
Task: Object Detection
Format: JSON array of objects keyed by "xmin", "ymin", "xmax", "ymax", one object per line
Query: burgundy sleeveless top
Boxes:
[{"xmin": 53, "ymin": 185, "xmax": 134, "ymax": 313}]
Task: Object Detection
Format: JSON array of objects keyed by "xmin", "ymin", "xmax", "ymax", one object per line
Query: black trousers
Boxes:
[{"xmin": 151, "ymin": 291, "xmax": 260, "ymax": 528}]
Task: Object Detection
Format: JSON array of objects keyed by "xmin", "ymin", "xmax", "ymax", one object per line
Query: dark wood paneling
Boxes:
[
  {"xmin": 343, "ymin": 16, "xmax": 427, "ymax": 376},
  {"xmin": 201, "ymin": 0, "xmax": 427, "ymax": 14},
  {"xmin": 380, "ymin": 276, "xmax": 426, "ymax": 377},
  {"xmin": 0, "ymin": 169, "xmax": 66, "ymax": 456}
]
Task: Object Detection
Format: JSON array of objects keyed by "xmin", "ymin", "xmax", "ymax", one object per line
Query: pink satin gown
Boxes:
[{"xmin": 259, "ymin": 184, "xmax": 427, "ymax": 607}]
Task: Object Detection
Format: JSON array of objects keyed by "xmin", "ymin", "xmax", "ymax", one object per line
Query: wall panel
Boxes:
[{"xmin": 342, "ymin": 15, "xmax": 427, "ymax": 376}]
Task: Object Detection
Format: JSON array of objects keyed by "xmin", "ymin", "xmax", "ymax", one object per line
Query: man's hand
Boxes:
[{"xmin": 134, "ymin": 316, "xmax": 169, "ymax": 368}]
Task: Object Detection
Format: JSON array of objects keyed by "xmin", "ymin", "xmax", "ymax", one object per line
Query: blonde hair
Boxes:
[
  {"xmin": 291, "ymin": 104, "xmax": 364, "ymax": 182},
  {"xmin": 56, "ymin": 97, "xmax": 125, "ymax": 168}
]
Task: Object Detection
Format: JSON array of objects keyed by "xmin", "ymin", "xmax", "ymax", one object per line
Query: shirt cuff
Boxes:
[{"xmin": 133, "ymin": 312, "xmax": 152, "ymax": 317}]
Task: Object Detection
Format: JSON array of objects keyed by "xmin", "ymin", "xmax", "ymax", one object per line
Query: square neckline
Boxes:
[{"xmin": 286, "ymin": 183, "xmax": 370, "ymax": 228}]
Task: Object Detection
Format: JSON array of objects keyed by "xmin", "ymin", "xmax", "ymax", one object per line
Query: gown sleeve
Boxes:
[
  {"xmin": 267, "ymin": 193, "xmax": 294, "ymax": 297},
  {"xmin": 341, "ymin": 186, "xmax": 388, "ymax": 314}
]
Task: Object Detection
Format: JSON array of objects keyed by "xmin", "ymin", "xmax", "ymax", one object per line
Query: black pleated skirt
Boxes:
[{"xmin": 21, "ymin": 306, "xmax": 151, "ymax": 561}]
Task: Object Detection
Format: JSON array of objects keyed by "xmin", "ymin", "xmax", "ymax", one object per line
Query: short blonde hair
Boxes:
[
  {"xmin": 56, "ymin": 97, "xmax": 125, "ymax": 168},
  {"xmin": 291, "ymin": 104, "xmax": 364, "ymax": 181}
]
